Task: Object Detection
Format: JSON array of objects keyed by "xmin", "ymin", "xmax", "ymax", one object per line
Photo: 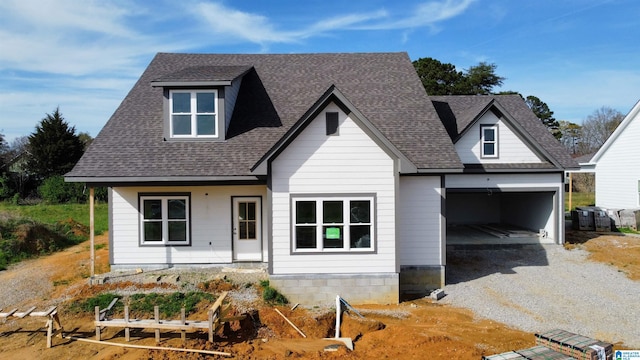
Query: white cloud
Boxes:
[{"xmin": 356, "ymin": 0, "xmax": 476, "ymax": 30}]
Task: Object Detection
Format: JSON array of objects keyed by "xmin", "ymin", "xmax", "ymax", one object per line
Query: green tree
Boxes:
[
  {"xmin": 412, "ymin": 57, "xmax": 504, "ymax": 95},
  {"xmin": 412, "ymin": 57, "xmax": 465, "ymax": 95},
  {"xmin": 78, "ymin": 132, "xmax": 94, "ymax": 151},
  {"xmin": 525, "ymin": 95, "xmax": 560, "ymax": 139},
  {"xmin": 0, "ymin": 132, "xmax": 8, "ymax": 170},
  {"xmin": 27, "ymin": 108, "xmax": 84, "ymax": 180},
  {"xmin": 463, "ymin": 62, "xmax": 504, "ymax": 95}
]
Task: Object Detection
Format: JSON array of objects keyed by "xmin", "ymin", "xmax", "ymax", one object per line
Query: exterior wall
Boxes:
[
  {"xmin": 397, "ymin": 176, "xmax": 445, "ymax": 294},
  {"xmin": 595, "ymin": 113, "xmax": 640, "ymax": 209},
  {"xmin": 445, "ymin": 173, "xmax": 564, "ymax": 243},
  {"xmin": 270, "ymin": 102, "xmax": 397, "ymax": 276},
  {"xmin": 110, "ymin": 185, "xmax": 267, "ymax": 267},
  {"xmin": 398, "ymin": 176, "xmax": 443, "ymax": 266},
  {"xmin": 455, "ymin": 111, "xmax": 542, "ymax": 164}
]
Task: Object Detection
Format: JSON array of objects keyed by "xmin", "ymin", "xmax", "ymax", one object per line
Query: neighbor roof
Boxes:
[
  {"xmin": 430, "ymin": 94, "xmax": 578, "ymax": 170},
  {"xmin": 66, "ymin": 52, "xmax": 462, "ymax": 182}
]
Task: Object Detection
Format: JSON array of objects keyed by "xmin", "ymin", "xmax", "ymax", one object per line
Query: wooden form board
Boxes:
[
  {"xmin": 94, "ymin": 291, "xmax": 242, "ymax": 343},
  {"xmin": 0, "ymin": 306, "xmax": 63, "ymax": 348}
]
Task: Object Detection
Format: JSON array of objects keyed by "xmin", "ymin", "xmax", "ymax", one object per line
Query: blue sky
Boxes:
[{"xmin": 1, "ymin": 0, "xmax": 639, "ymax": 143}]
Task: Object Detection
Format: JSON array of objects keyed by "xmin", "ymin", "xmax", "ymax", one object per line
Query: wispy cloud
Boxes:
[{"xmin": 191, "ymin": 0, "xmax": 474, "ymax": 47}]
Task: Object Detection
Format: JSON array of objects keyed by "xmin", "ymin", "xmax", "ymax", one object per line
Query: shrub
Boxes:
[
  {"xmin": 38, "ymin": 175, "xmax": 87, "ymax": 204},
  {"xmin": 260, "ymin": 281, "xmax": 288, "ymax": 305}
]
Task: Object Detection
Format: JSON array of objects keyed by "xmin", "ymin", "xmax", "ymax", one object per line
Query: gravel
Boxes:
[{"xmin": 441, "ymin": 244, "xmax": 640, "ymax": 347}]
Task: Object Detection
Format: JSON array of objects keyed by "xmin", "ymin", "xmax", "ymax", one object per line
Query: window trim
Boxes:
[
  {"xmin": 480, "ymin": 124, "xmax": 499, "ymax": 158},
  {"xmin": 290, "ymin": 194, "xmax": 376, "ymax": 254},
  {"xmin": 169, "ymin": 89, "xmax": 218, "ymax": 138},
  {"xmin": 139, "ymin": 193, "xmax": 191, "ymax": 246}
]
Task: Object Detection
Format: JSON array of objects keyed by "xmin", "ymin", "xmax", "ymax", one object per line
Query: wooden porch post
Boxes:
[
  {"xmin": 568, "ymin": 173, "xmax": 573, "ymax": 212},
  {"xmin": 90, "ymin": 186, "xmax": 95, "ymax": 283}
]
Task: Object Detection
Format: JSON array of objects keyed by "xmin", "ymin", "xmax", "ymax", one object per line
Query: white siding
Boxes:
[
  {"xmin": 111, "ymin": 185, "xmax": 267, "ymax": 265},
  {"xmin": 271, "ymin": 103, "xmax": 397, "ymax": 274},
  {"xmin": 455, "ymin": 111, "xmax": 542, "ymax": 164},
  {"xmin": 398, "ymin": 176, "xmax": 443, "ymax": 266},
  {"xmin": 446, "ymin": 173, "xmax": 562, "ymax": 189},
  {"xmin": 595, "ymin": 112, "xmax": 640, "ymax": 209}
]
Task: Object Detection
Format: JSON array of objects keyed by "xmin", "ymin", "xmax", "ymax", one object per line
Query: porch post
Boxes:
[
  {"xmin": 568, "ymin": 172, "xmax": 573, "ymax": 211},
  {"xmin": 89, "ymin": 186, "xmax": 95, "ymax": 282}
]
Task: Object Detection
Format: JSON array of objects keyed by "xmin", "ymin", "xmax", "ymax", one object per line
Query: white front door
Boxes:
[{"xmin": 232, "ymin": 197, "xmax": 262, "ymax": 261}]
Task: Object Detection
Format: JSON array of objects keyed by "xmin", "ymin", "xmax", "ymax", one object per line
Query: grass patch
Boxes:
[
  {"xmin": 0, "ymin": 203, "xmax": 109, "ymax": 234},
  {"xmin": 259, "ymin": 280, "xmax": 288, "ymax": 305},
  {"xmin": 618, "ymin": 227, "xmax": 640, "ymax": 235},
  {"xmin": 565, "ymin": 192, "xmax": 595, "ymax": 212},
  {"xmin": 70, "ymin": 292, "xmax": 217, "ymax": 318}
]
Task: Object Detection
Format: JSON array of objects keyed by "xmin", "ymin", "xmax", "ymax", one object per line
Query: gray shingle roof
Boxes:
[
  {"xmin": 430, "ymin": 94, "xmax": 578, "ymax": 170},
  {"xmin": 67, "ymin": 52, "xmax": 463, "ymax": 181}
]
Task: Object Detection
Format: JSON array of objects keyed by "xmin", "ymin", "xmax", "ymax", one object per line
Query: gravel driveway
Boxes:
[{"xmin": 442, "ymin": 244, "xmax": 640, "ymax": 347}]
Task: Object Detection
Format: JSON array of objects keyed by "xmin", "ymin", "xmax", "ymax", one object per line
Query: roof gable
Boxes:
[
  {"xmin": 431, "ymin": 95, "xmax": 578, "ymax": 170},
  {"xmin": 252, "ymin": 85, "xmax": 417, "ymax": 174}
]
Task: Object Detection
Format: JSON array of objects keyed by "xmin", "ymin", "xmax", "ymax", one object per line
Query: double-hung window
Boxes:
[
  {"xmin": 140, "ymin": 194, "xmax": 190, "ymax": 245},
  {"xmin": 481, "ymin": 124, "xmax": 498, "ymax": 158},
  {"xmin": 170, "ymin": 90, "xmax": 217, "ymax": 138},
  {"xmin": 293, "ymin": 195, "xmax": 374, "ymax": 252}
]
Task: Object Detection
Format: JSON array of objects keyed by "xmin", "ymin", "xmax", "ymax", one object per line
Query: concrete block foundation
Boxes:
[
  {"xmin": 269, "ymin": 273, "xmax": 399, "ymax": 305},
  {"xmin": 399, "ymin": 265, "xmax": 445, "ymax": 298}
]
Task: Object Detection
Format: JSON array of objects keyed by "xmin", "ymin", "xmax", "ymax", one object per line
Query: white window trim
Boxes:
[
  {"xmin": 169, "ymin": 89, "xmax": 218, "ymax": 138},
  {"xmin": 481, "ymin": 124, "xmax": 498, "ymax": 158},
  {"xmin": 291, "ymin": 195, "xmax": 375, "ymax": 253},
  {"xmin": 139, "ymin": 194, "xmax": 191, "ymax": 246}
]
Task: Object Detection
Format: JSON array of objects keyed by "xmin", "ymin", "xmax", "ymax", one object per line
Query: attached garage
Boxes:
[{"xmin": 445, "ymin": 173, "xmax": 564, "ymax": 245}]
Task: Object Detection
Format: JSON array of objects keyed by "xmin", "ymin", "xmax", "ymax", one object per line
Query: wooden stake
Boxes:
[
  {"xmin": 89, "ymin": 186, "xmax": 95, "ymax": 281},
  {"xmin": 274, "ymin": 308, "xmax": 306, "ymax": 338},
  {"xmin": 63, "ymin": 335, "xmax": 232, "ymax": 357}
]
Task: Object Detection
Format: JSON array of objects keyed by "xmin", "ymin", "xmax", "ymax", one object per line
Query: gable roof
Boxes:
[
  {"xmin": 66, "ymin": 52, "xmax": 462, "ymax": 183},
  {"xmin": 430, "ymin": 94, "xmax": 578, "ymax": 170},
  {"xmin": 588, "ymin": 98, "xmax": 640, "ymax": 165}
]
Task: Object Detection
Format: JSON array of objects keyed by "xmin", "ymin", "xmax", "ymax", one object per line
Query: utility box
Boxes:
[
  {"xmin": 571, "ymin": 210, "xmax": 594, "ymax": 231},
  {"xmin": 593, "ymin": 210, "xmax": 611, "ymax": 232}
]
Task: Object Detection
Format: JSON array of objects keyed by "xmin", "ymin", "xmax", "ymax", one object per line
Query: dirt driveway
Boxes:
[{"xmin": 443, "ymin": 236, "xmax": 640, "ymax": 348}]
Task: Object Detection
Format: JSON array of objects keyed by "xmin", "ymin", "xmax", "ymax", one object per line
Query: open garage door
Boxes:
[{"xmin": 446, "ymin": 190, "xmax": 557, "ymax": 244}]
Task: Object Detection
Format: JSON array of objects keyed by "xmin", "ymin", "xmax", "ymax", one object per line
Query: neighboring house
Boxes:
[
  {"xmin": 583, "ymin": 100, "xmax": 640, "ymax": 209},
  {"xmin": 66, "ymin": 53, "xmax": 576, "ymax": 304}
]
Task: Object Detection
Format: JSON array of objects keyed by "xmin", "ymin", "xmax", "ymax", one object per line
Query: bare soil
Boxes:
[{"xmin": 1, "ymin": 230, "xmax": 636, "ymax": 359}]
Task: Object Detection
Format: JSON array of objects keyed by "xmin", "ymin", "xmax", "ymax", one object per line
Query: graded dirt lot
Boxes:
[{"xmin": 0, "ymin": 229, "xmax": 637, "ymax": 359}]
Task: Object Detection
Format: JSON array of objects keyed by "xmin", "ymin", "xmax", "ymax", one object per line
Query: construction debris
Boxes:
[
  {"xmin": 63, "ymin": 335, "xmax": 232, "ymax": 357},
  {"xmin": 484, "ymin": 329, "xmax": 613, "ymax": 360}
]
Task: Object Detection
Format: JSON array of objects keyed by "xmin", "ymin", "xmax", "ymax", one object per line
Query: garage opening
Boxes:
[{"xmin": 446, "ymin": 190, "xmax": 557, "ymax": 245}]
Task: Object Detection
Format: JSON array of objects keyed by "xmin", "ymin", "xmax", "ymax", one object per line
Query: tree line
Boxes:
[{"xmin": 0, "ymin": 58, "xmax": 625, "ymax": 204}]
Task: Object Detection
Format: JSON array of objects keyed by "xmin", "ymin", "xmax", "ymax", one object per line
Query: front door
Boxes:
[{"xmin": 232, "ymin": 197, "xmax": 262, "ymax": 261}]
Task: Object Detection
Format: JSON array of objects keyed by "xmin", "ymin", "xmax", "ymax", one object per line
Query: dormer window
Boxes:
[
  {"xmin": 170, "ymin": 90, "xmax": 218, "ymax": 138},
  {"xmin": 481, "ymin": 124, "xmax": 498, "ymax": 158}
]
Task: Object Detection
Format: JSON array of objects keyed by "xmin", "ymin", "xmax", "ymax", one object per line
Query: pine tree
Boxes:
[{"xmin": 27, "ymin": 108, "xmax": 85, "ymax": 179}]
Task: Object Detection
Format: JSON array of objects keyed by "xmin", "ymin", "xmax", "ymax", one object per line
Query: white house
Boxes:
[
  {"xmin": 66, "ymin": 53, "xmax": 576, "ymax": 304},
  {"xmin": 582, "ymin": 100, "xmax": 640, "ymax": 210}
]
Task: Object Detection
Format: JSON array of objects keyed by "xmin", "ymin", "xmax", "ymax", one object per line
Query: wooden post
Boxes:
[
  {"xmin": 95, "ymin": 306, "xmax": 101, "ymax": 341},
  {"xmin": 89, "ymin": 186, "xmax": 95, "ymax": 282},
  {"xmin": 181, "ymin": 308, "xmax": 186, "ymax": 343},
  {"xmin": 568, "ymin": 172, "xmax": 573, "ymax": 212},
  {"xmin": 154, "ymin": 306, "xmax": 160, "ymax": 343},
  {"xmin": 124, "ymin": 305, "xmax": 130, "ymax": 342}
]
